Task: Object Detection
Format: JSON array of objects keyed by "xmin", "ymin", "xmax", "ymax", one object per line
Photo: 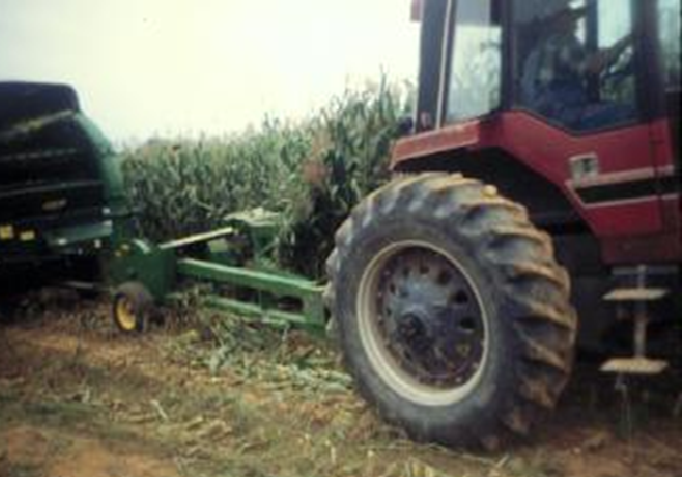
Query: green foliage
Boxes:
[{"xmin": 121, "ymin": 77, "xmax": 413, "ymax": 278}]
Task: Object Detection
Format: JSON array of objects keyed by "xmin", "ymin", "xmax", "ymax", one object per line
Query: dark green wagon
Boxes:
[{"xmin": 0, "ymin": 82, "xmax": 129, "ymax": 301}]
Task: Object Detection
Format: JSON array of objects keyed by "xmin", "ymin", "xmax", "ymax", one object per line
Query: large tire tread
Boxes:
[{"xmin": 327, "ymin": 173, "xmax": 577, "ymax": 449}]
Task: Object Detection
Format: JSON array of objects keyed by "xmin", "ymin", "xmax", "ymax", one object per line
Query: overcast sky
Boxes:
[{"xmin": 1, "ymin": 0, "xmax": 419, "ymax": 143}]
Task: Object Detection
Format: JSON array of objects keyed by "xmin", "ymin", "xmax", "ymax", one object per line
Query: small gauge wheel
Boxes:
[{"xmin": 112, "ymin": 282, "xmax": 153, "ymax": 334}]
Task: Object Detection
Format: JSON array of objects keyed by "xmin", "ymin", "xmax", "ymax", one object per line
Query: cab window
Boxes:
[
  {"xmin": 657, "ymin": 0, "xmax": 681, "ymax": 91},
  {"xmin": 445, "ymin": 0, "xmax": 502, "ymax": 123},
  {"xmin": 514, "ymin": 0, "xmax": 638, "ymax": 132}
]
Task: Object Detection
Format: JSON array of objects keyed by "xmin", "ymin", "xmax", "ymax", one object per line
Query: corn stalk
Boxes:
[{"xmin": 121, "ymin": 77, "xmax": 414, "ymax": 279}]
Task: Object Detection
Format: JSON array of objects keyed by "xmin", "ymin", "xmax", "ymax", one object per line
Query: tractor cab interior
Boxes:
[
  {"xmin": 512, "ymin": 0, "xmax": 637, "ymax": 132},
  {"xmin": 418, "ymin": 0, "xmax": 679, "ymax": 138}
]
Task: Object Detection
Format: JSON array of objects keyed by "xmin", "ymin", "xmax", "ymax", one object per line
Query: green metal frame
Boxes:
[
  {"xmin": 177, "ymin": 258, "xmax": 326, "ymax": 332},
  {"xmin": 106, "ymin": 238, "xmax": 176, "ymax": 302},
  {"xmin": 108, "ymin": 209, "xmax": 327, "ymax": 333}
]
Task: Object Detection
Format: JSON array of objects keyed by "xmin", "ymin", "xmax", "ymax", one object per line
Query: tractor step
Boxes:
[
  {"xmin": 600, "ymin": 358, "xmax": 669, "ymax": 375},
  {"xmin": 600, "ymin": 266, "xmax": 672, "ymax": 376},
  {"xmin": 603, "ymin": 288, "xmax": 669, "ymax": 302}
]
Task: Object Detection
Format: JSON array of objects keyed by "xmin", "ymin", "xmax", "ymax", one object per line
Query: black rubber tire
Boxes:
[
  {"xmin": 112, "ymin": 282, "xmax": 154, "ymax": 334},
  {"xmin": 326, "ymin": 173, "xmax": 577, "ymax": 449}
]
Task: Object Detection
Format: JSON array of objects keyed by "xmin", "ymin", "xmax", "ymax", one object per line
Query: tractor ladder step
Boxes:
[
  {"xmin": 603, "ymin": 288, "xmax": 669, "ymax": 303},
  {"xmin": 600, "ymin": 266, "xmax": 671, "ymax": 375},
  {"xmin": 600, "ymin": 358, "xmax": 668, "ymax": 375}
]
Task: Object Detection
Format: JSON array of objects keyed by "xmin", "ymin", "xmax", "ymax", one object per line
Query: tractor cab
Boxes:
[
  {"xmin": 414, "ymin": 0, "xmax": 680, "ymax": 138},
  {"xmin": 398, "ymin": 0, "xmax": 680, "ymax": 266}
]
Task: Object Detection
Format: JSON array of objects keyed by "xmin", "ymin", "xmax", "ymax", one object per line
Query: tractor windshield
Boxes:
[{"xmin": 445, "ymin": 0, "xmax": 502, "ymax": 123}]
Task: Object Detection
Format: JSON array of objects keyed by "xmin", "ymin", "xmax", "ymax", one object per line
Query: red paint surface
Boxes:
[{"xmin": 392, "ymin": 112, "xmax": 680, "ymax": 264}]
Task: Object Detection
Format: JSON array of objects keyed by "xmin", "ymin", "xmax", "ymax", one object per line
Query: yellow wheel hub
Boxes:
[{"xmin": 115, "ymin": 298, "xmax": 137, "ymax": 331}]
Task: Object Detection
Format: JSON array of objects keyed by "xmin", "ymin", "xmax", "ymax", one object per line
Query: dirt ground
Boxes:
[{"xmin": 1, "ymin": 295, "xmax": 681, "ymax": 477}]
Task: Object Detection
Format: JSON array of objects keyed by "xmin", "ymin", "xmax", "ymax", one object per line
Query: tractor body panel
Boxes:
[{"xmin": 392, "ymin": 112, "xmax": 680, "ymax": 265}]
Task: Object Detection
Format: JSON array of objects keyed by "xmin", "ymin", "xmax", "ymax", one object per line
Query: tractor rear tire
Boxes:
[
  {"xmin": 112, "ymin": 282, "xmax": 154, "ymax": 334},
  {"xmin": 326, "ymin": 173, "xmax": 577, "ymax": 448}
]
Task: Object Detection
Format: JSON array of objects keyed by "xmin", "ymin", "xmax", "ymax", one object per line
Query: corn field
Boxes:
[{"xmin": 121, "ymin": 78, "xmax": 413, "ymax": 278}]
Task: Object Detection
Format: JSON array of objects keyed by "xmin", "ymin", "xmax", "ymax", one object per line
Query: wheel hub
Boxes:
[
  {"xmin": 116, "ymin": 298, "xmax": 137, "ymax": 331},
  {"xmin": 375, "ymin": 247, "xmax": 485, "ymax": 389},
  {"xmin": 397, "ymin": 308, "xmax": 432, "ymax": 339}
]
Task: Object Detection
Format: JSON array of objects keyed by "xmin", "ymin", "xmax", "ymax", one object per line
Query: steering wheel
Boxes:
[
  {"xmin": 600, "ymin": 45, "xmax": 634, "ymax": 86},
  {"xmin": 594, "ymin": 33, "xmax": 635, "ymax": 90}
]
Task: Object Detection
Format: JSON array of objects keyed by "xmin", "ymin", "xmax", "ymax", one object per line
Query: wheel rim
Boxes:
[
  {"xmin": 116, "ymin": 297, "xmax": 137, "ymax": 331},
  {"xmin": 357, "ymin": 240, "xmax": 489, "ymax": 407}
]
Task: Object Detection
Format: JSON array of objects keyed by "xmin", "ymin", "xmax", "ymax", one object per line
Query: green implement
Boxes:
[{"xmin": 108, "ymin": 209, "xmax": 326, "ymax": 334}]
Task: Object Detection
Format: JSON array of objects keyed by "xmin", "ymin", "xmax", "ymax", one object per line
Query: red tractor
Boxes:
[{"xmin": 326, "ymin": 0, "xmax": 680, "ymax": 448}]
